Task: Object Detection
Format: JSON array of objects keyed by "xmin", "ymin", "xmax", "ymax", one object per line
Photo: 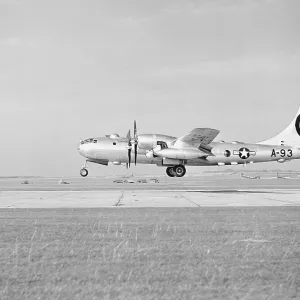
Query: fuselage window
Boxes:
[
  {"xmin": 113, "ymin": 142, "xmax": 116, "ymax": 145},
  {"xmin": 93, "ymin": 140, "xmax": 97, "ymax": 143},
  {"xmin": 224, "ymin": 150, "xmax": 231, "ymax": 157}
]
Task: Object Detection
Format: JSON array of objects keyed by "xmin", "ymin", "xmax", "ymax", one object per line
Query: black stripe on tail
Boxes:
[{"xmin": 295, "ymin": 115, "xmax": 300, "ymax": 136}]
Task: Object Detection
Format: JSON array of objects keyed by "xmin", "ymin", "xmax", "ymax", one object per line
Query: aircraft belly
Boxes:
[
  {"xmin": 113, "ymin": 154, "xmax": 160, "ymax": 165},
  {"xmin": 186, "ymin": 159, "xmax": 210, "ymax": 166},
  {"xmin": 85, "ymin": 148, "xmax": 121, "ymax": 162}
]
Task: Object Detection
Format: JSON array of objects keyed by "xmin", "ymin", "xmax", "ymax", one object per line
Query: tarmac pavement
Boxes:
[{"xmin": 1, "ymin": 174, "xmax": 300, "ymax": 208}]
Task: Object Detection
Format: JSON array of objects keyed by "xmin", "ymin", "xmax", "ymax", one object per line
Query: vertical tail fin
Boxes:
[{"xmin": 258, "ymin": 106, "xmax": 300, "ymax": 147}]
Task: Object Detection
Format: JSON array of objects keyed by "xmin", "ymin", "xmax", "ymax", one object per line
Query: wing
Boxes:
[{"xmin": 174, "ymin": 128, "xmax": 220, "ymax": 149}]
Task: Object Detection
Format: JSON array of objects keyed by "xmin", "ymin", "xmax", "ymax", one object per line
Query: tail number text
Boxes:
[{"xmin": 271, "ymin": 149, "xmax": 292, "ymax": 158}]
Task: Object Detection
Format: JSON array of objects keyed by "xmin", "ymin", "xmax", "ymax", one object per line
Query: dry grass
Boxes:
[{"xmin": 0, "ymin": 208, "xmax": 300, "ymax": 300}]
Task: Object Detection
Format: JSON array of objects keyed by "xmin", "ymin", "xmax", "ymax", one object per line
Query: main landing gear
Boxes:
[
  {"xmin": 166, "ymin": 165, "xmax": 186, "ymax": 177},
  {"xmin": 80, "ymin": 161, "xmax": 89, "ymax": 177}
]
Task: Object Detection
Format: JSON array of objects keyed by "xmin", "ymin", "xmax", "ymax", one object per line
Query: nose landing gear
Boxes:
[
  {"xmin": 166, "ymin": 165, "xmax": 186, "ymax": 177},
  {"xmin": 80, "ymin": 168, "xmax": 88, "ymax": 177},
  {"xmin": 80, "ymin": 161, "xmax": 89, "ymax": 177}
]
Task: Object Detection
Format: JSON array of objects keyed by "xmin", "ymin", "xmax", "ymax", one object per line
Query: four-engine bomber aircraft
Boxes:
[{"xmin": 77, "ymin": 106, "xmax": 300, "ymax": 177}]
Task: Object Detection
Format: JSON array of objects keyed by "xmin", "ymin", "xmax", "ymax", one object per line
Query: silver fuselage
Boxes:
[{"xmin": 78, "ymin": 135, "xmax": 300, "ymax": 167}]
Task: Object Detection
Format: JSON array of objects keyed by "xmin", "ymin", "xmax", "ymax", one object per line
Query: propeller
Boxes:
[
  {"xmin": 126, "ymin": 130, "xmax": 132, "ymax": 168},
  {"xmin": 125, "ymin": 121, "xmax": 138, "ymax": 168},
  {"xmin": 133, "ymin": 120, "xmax": 138, "ymax": 165}
]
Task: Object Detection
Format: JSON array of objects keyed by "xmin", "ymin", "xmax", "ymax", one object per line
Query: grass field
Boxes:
[{"xmin": 0, "ymin": 208, "xmax": 300, "ymax": 300}]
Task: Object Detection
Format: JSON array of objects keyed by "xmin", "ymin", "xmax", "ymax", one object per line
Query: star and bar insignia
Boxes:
[{"xmin": 233, "ymin": 147, "xmax": 256, "ymax": 159}]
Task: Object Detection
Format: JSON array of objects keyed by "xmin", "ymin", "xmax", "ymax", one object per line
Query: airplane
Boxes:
[{"xmin": 77, "ymin": 106, "xmax": 300, "ymax": 177}]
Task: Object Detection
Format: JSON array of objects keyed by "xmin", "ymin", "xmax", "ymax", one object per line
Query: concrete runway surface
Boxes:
[{"xmin": 1, "ymin": 173, "xmax": 300, "ymax": 208}]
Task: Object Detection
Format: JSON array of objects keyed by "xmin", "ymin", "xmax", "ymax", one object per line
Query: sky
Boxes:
[{"xmin": 0, "ymin": 0, "xmax": 300, "ymax": 176}]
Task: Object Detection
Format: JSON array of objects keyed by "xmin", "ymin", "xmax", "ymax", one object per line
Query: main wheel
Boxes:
[
  {"xmin": 174, "ymin": 165, "xmax": 186, "ymax": 177},
  {"xmin": 80, "ymin": 168, "xmax": 88, "ymax": 177},
  {"xmin": 166, "ymin": 167, "xmax": 176, "ymax": 177}
]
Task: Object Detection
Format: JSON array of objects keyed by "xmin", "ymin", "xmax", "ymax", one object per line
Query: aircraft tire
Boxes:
[
  {"xmin": 166, "ymin": 167, "xmax": 176, "ymax": 177},
  {"xmin": 174, "ymin": 165, "xmax": 186, "ymax": 177},
  {"xmin": 80, "ymin": 168, "xmax": 88, "ymax": 177}
]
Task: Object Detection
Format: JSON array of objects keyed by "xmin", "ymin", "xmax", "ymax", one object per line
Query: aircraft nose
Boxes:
[
  {"xmin": 77, "ymin": 141, "xmax": 88, "ymax": 157},
  {"xmin": 77, "ymin": 141, "xmax": 85, "ymax": 155}
]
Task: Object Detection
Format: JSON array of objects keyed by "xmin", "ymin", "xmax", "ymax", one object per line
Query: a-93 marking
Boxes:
[{"xmin": 271, "ymin": 149, "xmax": 293, "ymax": 158}]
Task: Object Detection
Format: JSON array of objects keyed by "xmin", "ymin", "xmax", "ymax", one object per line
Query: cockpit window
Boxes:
[{"xmin": 80, "ymin": 138, "xmax": 95, "ymax": 145}]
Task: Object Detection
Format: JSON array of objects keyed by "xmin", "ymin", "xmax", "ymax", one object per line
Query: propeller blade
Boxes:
[
  {"xmin": 126, "ymin": 129, "xmax": 132, "ymax": 168},
  {"xmin": 126, "ymin": 130, "xmax": 132, "ymax": 144},
  {"xmin": 133, "ymin": 120, "xmax": 138, "ymax": 165},
  {"xmin": 134, "ymin": 144, "xmax": 137, "ymax": 165},
  {"xmin": 128, "ymin": 147, "xmax": 131, "ymax": 168},
  {"xmin": 134, "ymin": 120, "xmax": 137, "ymax": 140}
]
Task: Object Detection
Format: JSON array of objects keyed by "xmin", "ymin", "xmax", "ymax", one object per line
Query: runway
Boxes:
[
  {"xmin": 1, "ymin": 173, "xmax": 300, "ymax": 208},
  {"xmin": 1, "ymin": 172, "xmax": 300, "ymax": 191},
  {"xmin": 1, "ymin": 174, "xmax": 300, "ymax": 300},
  {"xmin": 1, "ymin": 189, "xmax": 300, "ymax": 208}
]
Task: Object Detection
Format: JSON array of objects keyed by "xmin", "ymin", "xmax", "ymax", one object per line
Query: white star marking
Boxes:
[{"xmin": 240, "ymin": 148, "xmax": 249, "ymax": 159}]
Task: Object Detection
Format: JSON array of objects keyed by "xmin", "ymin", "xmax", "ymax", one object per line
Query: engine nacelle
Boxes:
[
  {"xmin": 138, "ymin": 134, "xmax": 176, "ymax": 150},
  {"xmin": 137, "ymin": 134, "xmax": 154, "ymax": 149},
  {"xmin": 154, "ymin": 148, "xmax": 204, "ymax": 159},
  {"xmin": 145, "ymin": 150, "xmax": 154, "ymax": 159}
]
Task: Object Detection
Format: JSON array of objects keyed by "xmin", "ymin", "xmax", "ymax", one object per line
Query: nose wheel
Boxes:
[
  {"xmin": 80, "ymin": 168, "xmax": 88, "ymax": 177},
  {"xmin": 80, "ymin": 161, "xmax": 89, "ymax": 177},
  {"xmin": 166, "ymin": 165, "xmax": 186, "ymax": 177}
]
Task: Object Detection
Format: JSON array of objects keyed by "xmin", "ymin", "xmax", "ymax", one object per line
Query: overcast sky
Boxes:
[{"xmin": 1, "ymin": 0, "xmax": 300, "ymax": 176}]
